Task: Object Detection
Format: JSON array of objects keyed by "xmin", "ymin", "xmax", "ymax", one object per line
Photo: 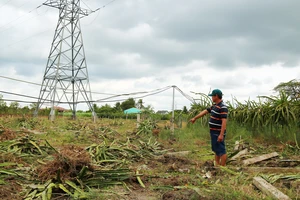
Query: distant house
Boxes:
[
  {"xmin": 156, "ymin": 110, "xmax": 169, "ymax": 115},
  {"xmin": 53, "ymin": 106, "xmax": 68, "ymax": 113}
]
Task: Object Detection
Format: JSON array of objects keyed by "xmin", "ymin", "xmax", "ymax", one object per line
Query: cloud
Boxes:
[{"xmin": 1, "ymin": 0, "xmax": 300, "ymax": 111}]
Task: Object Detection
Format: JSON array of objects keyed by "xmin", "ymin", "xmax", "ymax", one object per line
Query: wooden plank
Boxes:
[
  {"xmin": 231, "ymin": 148, "xmax": 248, "ymax": 160},
  {"xmin": 243, "ymin": 152, "xmax": 279, "ymax": 166},
  {"xmin": 253, "ymin": 176, "xmax": 291, "ymax": 200}
]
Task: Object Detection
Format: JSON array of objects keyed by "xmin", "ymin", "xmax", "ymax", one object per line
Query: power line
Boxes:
[
  {"xmin": 1, "ymin": 99, "xmax": 37, "ymax": 104},
  {"xmin": 0, "ymin": 0, "xmax": 116, "ymax": 34},
  {"xmin": 79, "ymin": 0, "xmax": 118, "ymax": 20},
  {"xmin": 175, "ymin": 86, "xmax": 195, "ymax": 103},
  {"xmin": 0, "ymin": 78, "xmax": 195, "ymax": 107},
  {"xmin": 81, "ymin": 0, "xmax": 92, "ymax": 11},
  {"xmin": 0, "ymin": 85, "xmax": 195, "ymax": 107},
  {"xmin": 95, "ymin": 87, "xmax": 173, "ymax": 103},
  {"xmin": 0, "ymin": 87, "xmax": 171, "ymax": 104},
  {"xmin": 0, "ymin": 1, "xmax": 118, "ymax": 50},
  {"xmin": 95, "ymin": 86, "xmax": 173, "ymax": 101},
  {"xmin": 0, "ymin": 0, "xmax": 31, "ymax": 11},
  {"xmin": 0, "ymin": 75, "xmax": 117, "ymax": 95},
  {"xmin": 0, "ymin": 4, "xmax": 44, "ymax": 33},
  {"xmin": 0, "ymin": 90, "xmax": 40, "ymax": 100},
  {"xmin": 0, "ymin": 85, "xmax": 188, "ymax": 103},
  {"xmin": 0, "ymin": 80, "xmax": 173, "ymax": 103},
  {"xmin": 92, "ymin": 0, "xmax": 118, "ymax": 13},
  {"xmin": 0, "ymin": 75, "xmax": 40, "ymax": 86},
  {"xmin": 0, "ymin": 28, "xmax": 52, "ymax": 50},
  {"xmin": 0, "ymin": 90, "xmax": 88, "ymax": 104},
  {"xmin": 0, "ymin": 75, "xmax": 196, "ymax": 104}
]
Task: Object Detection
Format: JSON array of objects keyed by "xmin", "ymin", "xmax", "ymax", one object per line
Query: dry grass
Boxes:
[
  {"xmin": 37, "ymin": 145, "xmax": 92, "ymax": 181},
  {"xmin": 0, "ymin": 180, "xmax": 22, "ymax": 200},
  {"xmin": 0, "ymin": 128, "xmax": 18, "ymax": 141}
]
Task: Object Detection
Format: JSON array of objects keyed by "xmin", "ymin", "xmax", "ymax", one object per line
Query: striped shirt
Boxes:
[{"xmin": 206, "ymin": 101, "xmax": 228, "ymax": 131}]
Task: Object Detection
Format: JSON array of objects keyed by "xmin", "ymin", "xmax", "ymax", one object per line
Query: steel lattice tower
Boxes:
[{"xmin": 34, "ymin": 0, "xmax": 96, "ymax": 120}]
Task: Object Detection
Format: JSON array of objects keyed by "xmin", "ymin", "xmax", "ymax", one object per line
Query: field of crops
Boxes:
[
  {"xmin": 190, "ymin": 91, "xmax": 300, "ymax": 143},
  {"xmin": 0, "ymin": 114, "xmax": 299, "ymax": 200}
]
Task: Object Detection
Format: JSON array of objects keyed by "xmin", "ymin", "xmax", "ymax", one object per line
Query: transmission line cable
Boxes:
[
  {"xmin": 0, "ymin": 85, "xmax": 172, "ymax": 104},
  {"xmin": 0, "ymin": 4, "xmax": 43, "ymax": 33},
  {"xmin": 92, "ymin": 0, "xmax": 118, "ymax": 13},
  {"xmin": 0, "ymin": 90, "xmax": 82, "ymax": 104},
  {"xmin": 0, "ymin": 75, "xmax": 117, "ymax": 95},
  {"xmin": 80, "ymin": 0, "xmax": 118, "ymax": 20},
  {"xmin": 95, "ymin": 86, "xmax": 172, "ymax": 101},
  {"xmin": 0, "ymin": 85, "xmax": 193, "ymax": 106},
  {"xmin": 0, "ymin": 90, "xmax": 40, "ymax": 100},
  {"xmin": 0, "ymin": 76, "xmax": 194, "ymax": 106},
  {"xmin": 1, "ymin": 98, "xmax": 37, "ymax": 104},
  {"xmin": 94, "ymin": 86, "xmax": 173, "ymax": 103},
  {"xmin": 175, "ymin": 86, "xmax": 195, "ymax": 103},
  {"xmin": 81, "ymin": 0, "xmax": 92, "ymax": 11},
  {"xmin": 0, "ymin": 75, "xmax": 40, "ymax": 86},
  {"xmin": 0, "ymin": 28, "xmax": 52, "ymax": 50},
  {"xmin": 93, "ymin": 87, "xmax": 171, "ymax": 103},
  {"xmin": 0, "ymin": 79, "xmax": 194, "ymax": 105}
]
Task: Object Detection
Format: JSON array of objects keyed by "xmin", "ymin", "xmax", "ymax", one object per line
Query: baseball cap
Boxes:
[{"xmin": 208, "ymin": 89, "xmax": 223, "ymax": 97}]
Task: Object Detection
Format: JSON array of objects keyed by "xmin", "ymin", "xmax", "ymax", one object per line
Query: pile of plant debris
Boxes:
[{"xmin": 0, "ymin": 124, "xmax": 168, "ymax": 199}]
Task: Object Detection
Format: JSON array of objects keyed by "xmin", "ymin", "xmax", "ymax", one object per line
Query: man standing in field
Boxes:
[{"xmin": 190, "ymin": 89, "xmax": 228, "ymax": 166}]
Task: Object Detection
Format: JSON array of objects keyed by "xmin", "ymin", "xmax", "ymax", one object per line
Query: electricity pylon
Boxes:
[{"xmin": 34, "ymin": 0, "xmax": 96, "ymax": 121}]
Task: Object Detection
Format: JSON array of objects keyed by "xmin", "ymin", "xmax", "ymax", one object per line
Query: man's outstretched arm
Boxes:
[{"xmin": 190, "ymin": 110, "xmax": 209, "ymax": 123}]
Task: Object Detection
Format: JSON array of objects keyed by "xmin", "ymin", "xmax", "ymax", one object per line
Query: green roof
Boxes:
[{"xmin": 124, "ymin": 107, "xmax": 141, "ymax": 114}]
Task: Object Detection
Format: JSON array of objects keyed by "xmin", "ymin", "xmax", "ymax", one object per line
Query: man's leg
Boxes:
[
  {"xmin": 210, "ymin": 131, "xmax": 219, "ymax": 166},
  {"xmin": 220, "ymin": 154, "xmax": 227, "ymax": 166},
  {"xmin": 219, "ymin": 134, "xmax": 227, "ymax": 166},
  {"xmin": 215, "ymin": 154, "xmax": 220, "ymax": 166}
]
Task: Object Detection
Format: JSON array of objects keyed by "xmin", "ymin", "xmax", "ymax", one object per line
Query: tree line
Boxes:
[
  {"xmin": 92, "ymin": 98, "xmax": 188, "ymax": 120},
  {"xmin": 0, "ymin": 96, "xmax": 188, "ymax": 120}
]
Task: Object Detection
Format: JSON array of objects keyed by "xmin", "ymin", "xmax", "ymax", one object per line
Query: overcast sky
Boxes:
[{"xmin": 0, "ymin": 0, "xmax": 300, "ymax": 111}]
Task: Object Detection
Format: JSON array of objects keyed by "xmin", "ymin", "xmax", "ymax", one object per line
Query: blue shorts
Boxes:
[{"xmin": 210, "ymin": 130, "xmax": 226, "ymax": 156}]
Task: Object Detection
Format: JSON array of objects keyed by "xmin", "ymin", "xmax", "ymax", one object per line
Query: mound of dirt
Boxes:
[{"xmin": 37, "ymin": 145, "xmax": 92, "ymax": 181}]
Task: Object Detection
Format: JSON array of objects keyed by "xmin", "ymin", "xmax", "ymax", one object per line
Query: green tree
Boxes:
[
  {"xmin": 21, "ymin": 106, "xmax": 30, "ymax": 114},
  {"xmin": 30, "ymin": 103, "xmax": 37, "ymax": 110},
  {"xmin": 274, "ymin": 79, "xmax": 300, "ymax": 100},
  {"xmin": 0, "ymin": 94, "xmax": 6, "ymax": 108},
  {"xmin": 136, "ymin": 99, "xmax": 144, "ymax": 109},
  {"xmin": 142, "ymin": 105, "xmax": 154, "ymax": 115},
  {"xmin": 9, "ymin": 102, "xmax": 19, "ymax": 109},
  {"xmin": 93, "ymin": 104, "xmax": 100, "ymax": 113},
  {"xmin": 0, "ymin": 94, "xmax": 6, "ymax": 107},
  {"xmin": 0, "ymin": 94, "xmax": 7, "ymax": 114},
  {"xmin": 8, "ymin": 101, "xmax": 20, "ymax": 114},
  {"xmin": 183, "ymin": 106, "xmax": 188, "ymax": 114},
  {"xmin": 99, "ymin": 104, "xmax": 114, "ymax": 112},
  {"xmin": 114, "ymin": 102, "xmax": 122, "ymax": 112},
  {"xmin": 121, "ymin": 98, "xmax": 135, "ymax": 111}
]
